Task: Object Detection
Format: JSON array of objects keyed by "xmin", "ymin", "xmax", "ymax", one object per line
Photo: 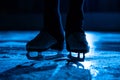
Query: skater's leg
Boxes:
[
  {"xmin": 66, "ymin": 0, "xmax": 84, "ymax": 35},
  {"xmin": 65, "ymin": 0, "xmax": 89, "ymax": 61},
  {"xmin": 26, "ymin": 0, "xmax": 64, "ymax": 60},
  {"xmin": 43, "ymin": 0, "xmax": 64, "ymax": 51}
]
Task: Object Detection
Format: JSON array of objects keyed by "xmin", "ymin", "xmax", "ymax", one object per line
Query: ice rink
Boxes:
[{"xmin": 0, "ymin": 31, "xmax": 120, "ymax": 80}]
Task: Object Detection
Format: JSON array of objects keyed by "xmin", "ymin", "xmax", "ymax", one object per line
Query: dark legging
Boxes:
[{"xmin": 43, "ymin": 0, "xmax": 84, "ymax": 38}]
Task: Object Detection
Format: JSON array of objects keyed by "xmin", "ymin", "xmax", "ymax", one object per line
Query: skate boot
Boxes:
[
  {"xmin": 66, "ymin": 32, "xmax": 89, "ymax": 61},
  {"xmin": 26, "ymin": 31, "xmax": 64, "ymax": 60},
  {"xmin": 26, "ymin": 31, "xmax": 56, "ymax": 60}
]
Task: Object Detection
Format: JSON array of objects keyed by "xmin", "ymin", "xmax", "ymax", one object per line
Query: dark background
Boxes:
[{"xmin": 0, "ymin": 0, "xmax": 120, "ymax": 31}]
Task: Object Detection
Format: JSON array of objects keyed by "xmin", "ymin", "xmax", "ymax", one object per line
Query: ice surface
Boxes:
[{"xmin": 0, "ymin": 31, "xmax": 120, "ymax": 80}]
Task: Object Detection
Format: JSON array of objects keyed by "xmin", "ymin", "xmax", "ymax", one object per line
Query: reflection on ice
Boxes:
[
  {"xmin": 80, "ymin": 61, "xmax": 92, "ymax": 69},
  {"xmin": 81, "ymin": 61, "xmax": 99, "ymax": 78},
  {"xmin": 90, "ymin": 69, "xmax": 99, "ymax": 77}
]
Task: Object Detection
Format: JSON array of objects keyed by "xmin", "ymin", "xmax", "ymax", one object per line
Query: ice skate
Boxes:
[
  {"xmin": 66, "ymin": 32, "xmax": 89, "ymax": 61},
  {"xmin": 26, "ymin": 31, "xmax": 57, "ymax": 60},
  {"xmin": 26, "ymin": 31, "xmax": 64, "ymax": 60}
]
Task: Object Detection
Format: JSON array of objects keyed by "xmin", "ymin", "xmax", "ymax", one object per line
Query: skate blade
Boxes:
[{"xmin": 68, "ymin": 52, "xmax": 85, "ymax": 62}]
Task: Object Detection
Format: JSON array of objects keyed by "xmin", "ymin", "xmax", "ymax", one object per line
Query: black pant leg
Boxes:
[
  {"xmin": 66, "ymin": 0, "xmax": 84, "ymax": 35},
  {"xmin": 43, "ymin": 0, "xmax": 64, "ymax": 50},
  {"xmin": 43, "ymin": 0, "xmax": 64, "ymax": 38}
]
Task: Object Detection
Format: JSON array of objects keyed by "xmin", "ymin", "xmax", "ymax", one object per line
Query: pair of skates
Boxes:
[{"xmin": 26, "ymin": 31, "xmax": 89, "ymax": 62}]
